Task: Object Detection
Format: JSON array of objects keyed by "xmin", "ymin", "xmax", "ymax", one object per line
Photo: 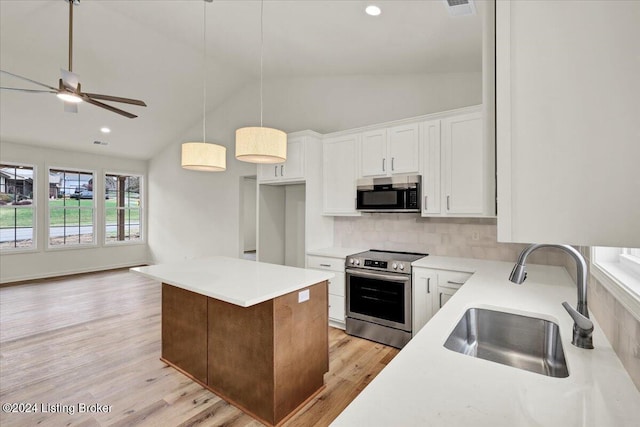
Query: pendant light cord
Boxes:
[
  {"xmin": 203, "ymin": 0, "xmax": 207, "ymax": 144},
  {"xmin": 68, "ymin": 0, "xmax": 73, "ymax": 72},
  {"xmin": 260, "ymin": 0, "xmax": 264, "ymax": 127}
]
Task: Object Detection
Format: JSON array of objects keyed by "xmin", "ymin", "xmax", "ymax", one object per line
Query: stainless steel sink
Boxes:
[{"xmin": 444, "ymin": 308, "xmax": 569, "ymax": 378}]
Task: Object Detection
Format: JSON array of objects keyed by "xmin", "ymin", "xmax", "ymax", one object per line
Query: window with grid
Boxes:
[
  {"xmin": 105, "ymin": 173, "xmax": 142, "ymax": 243},
  {"xmin": 49, "ymin": 168, "xmax": 95, "ymax": 247},
  {"xmin": 0, "ymin": 163, "xmax": 36, "ymax": 251}
]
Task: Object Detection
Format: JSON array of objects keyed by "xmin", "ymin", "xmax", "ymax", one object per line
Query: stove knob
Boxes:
[
  {"xmin": 355, "ymin": 259, "xmax": 360, "ymax": 266},
  {"xmin": 392, "ymin": 263, "xmax": 398, "ymax": 270},
  {"xmin": 349, "ymin": 258, "xmax": 354, "ymax": 265},
  {"xmin": 399, "ymin": 263, "xmax": 405, "ymax": 271}
]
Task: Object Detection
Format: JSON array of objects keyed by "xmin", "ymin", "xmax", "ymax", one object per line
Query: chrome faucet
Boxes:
[{"xmin": 509, "ymin": 244, "xmax": 594, "ymax": 349}]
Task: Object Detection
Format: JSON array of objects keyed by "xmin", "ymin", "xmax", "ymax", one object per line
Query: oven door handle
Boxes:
[{"xmin": 346, "ymin": 269, "xmax": 410, "ymax": 283}]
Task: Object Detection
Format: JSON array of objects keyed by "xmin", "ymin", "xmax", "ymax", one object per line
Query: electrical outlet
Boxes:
[
  {"xmin": 298, "ymin": 289, "xmax": 310, "ymax": 303},
  {"xmin": 472, "ymin": 232, "xmax": 480, "ymax": 241}
]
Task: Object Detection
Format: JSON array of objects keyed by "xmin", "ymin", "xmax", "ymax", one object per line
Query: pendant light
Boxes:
[
  {"xmin": 182, "ymin": 0, "xmax": 226, "ymax": 172},
  {"xmin": 235, "ymin": 0, "xmax": 286, "ymax": 164}
]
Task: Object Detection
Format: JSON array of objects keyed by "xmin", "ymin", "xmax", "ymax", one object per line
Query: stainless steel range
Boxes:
[{"xmin": 345, "ymin": 249, "xmax": 428, "ymax": 348}]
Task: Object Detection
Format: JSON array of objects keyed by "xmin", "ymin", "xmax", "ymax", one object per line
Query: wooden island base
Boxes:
[{"xmin": 161, "ymin": 281, "xmax": 329, "ymax": 426}]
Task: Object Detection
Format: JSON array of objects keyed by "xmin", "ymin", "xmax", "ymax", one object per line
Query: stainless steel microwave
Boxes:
[{"xmin": 356, "ymin": 175, "xmax": 421, "ymax": 212}]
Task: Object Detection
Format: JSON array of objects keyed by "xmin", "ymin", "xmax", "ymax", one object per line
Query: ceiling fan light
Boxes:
[
  {"xmin": 181, "ymin": 142, "xmax": 227, "ymax": 172},
  {"xmin": 235, "ymin": 127, "xmax": 287, "ymax": 164},
  {"xmin": 56, "ymin": 92, "xmax": 83, "ymax": 103}
]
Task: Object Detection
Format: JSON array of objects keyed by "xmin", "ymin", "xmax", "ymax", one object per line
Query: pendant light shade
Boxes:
[
  {"xmin": 235, "ymin": 127, "xmax": 287, "ymax": 164},
  {"xmin": 234, "ymin": 0, "xmax": 286, "ymax": 164},
  {"xmin": 181, "ymin": 0, "xmax": 226, "ymax": 172},
  {"xmin": 182, "ymin": 142, "xmax": 226, "ymax": 171}
]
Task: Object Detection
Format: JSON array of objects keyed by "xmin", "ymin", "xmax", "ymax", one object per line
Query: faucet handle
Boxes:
[{"xmin": 562, "ymin": 301, "xmax": 594, "ymax": 332}]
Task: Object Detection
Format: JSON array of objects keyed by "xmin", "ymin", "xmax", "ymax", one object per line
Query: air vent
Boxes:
[{"xmin": 443, "ymin": 0, "xmax": 476, "ymax": 17}]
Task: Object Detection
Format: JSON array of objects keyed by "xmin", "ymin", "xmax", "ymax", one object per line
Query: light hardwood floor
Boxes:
[{"xmin": 0, "ymin": 269, "xmax": 399, "ymax": 427}]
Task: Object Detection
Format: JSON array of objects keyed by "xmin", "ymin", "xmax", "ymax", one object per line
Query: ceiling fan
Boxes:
[{"xmin": 0, "ymin": 0, "xmax": 146, "ymax": 119}]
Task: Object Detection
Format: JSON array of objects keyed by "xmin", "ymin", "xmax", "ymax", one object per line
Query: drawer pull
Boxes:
[
  {"xmin": 320, "ymin": 263, "xmax": 332, "ymax": 267},
  {"xmin": 447, "ymin": 280, "xmax": 465, "ymax": 285}
]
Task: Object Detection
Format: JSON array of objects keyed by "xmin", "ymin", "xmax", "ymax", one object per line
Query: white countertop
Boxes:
[
  {"xmin": 332, "ymin": 257, "xmax": 640, "ymax": 426},
  {"xmin": 131, "ymin": 257, "xmax": 334, "ymax": 307},
  {"xmin": 306, "ymin": 247, "xmax": 368, "ymax": 259}
]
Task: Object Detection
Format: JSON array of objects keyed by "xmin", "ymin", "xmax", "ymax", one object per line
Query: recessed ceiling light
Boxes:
[
  {"xmin": 100, "ymin": 127, "xmax": 111, "ymax": 134},
  {"xmin": 365, "ymin": 5, "xmax": 381, "ymax": 16}
]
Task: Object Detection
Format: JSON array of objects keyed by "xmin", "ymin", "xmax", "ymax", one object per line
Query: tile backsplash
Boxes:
[
  {"xmin": 577, "ymin": 247, "xmax": 640, "ymax": 392},
  {"xmin": 334, "ymin": 215, "xmax": 570, "ymax": 266}
]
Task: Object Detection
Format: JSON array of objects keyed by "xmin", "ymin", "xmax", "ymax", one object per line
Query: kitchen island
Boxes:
[{"xmin": 131, "ymin": 257, "xmax": 334, "ymax": 426}]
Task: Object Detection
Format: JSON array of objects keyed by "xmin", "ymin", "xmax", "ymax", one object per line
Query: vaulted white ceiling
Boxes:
[{"xmin": 0, "ymin": 0, "xmax": 483, "ymax": 160}]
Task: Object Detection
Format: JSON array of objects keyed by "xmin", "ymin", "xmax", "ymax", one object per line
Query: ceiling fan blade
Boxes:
[
  {"xmin": 0, "ymin": 86, "xmax": 57, "ymax": 94},
  {"xmin": 0, "ymin": 70, "xmax": 58, "ymax": 91},
  {"xmin": 60, "ymin": 69, "xmax": 79, "ymax": 90},
  {"xmin": 83, "ymin": 93, "xmax": 147, "ymax": 107},
  {"xmin": 82, "ymin": 96, "xmax": 137, "ymax": 119},
  {"xmin": 64, "ymin": 102, "xmax": 78, "ymax": 114}
]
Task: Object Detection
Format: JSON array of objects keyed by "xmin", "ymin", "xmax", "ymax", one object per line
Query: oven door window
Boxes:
[
  {"xmin": 357, "ymin": 190, "xmax": 405, "ymax": 210},
  {"xmin": 348, "ymin": 274, "xmax": 406, "ymax": 324}
]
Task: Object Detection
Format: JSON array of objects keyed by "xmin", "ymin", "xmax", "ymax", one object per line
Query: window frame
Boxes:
[
  {"xmin": 0, "ymin": 161, "xmax": 37, "ymax": 254},
  {"xmin": 104, "ymin": 171, "xmax": 144, "ymax": 246},
  {"xmin": 46, "ymin": 166, "xmax": 97, "ymax": 250},
  {"xmin": 591, "ymin": 246, "xmax": 640, "ymax": 321}
]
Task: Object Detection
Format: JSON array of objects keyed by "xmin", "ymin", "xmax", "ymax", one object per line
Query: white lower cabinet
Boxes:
[
  {"xmin": 413, "ymin": 267, "xmax": 472, "ymax": 336},
  {"xmin": 412, "ymin": 268, "xmax": 436, "ymax": 336},
  {"xmin": 434, "ymin": 270, "xmax": 471, "ymax": 312},
  {"xmin": 328, "ymin": 294, "xmax": 345, "ymax": 326},
  {"xmin": 307, "ymin": 254, "xmax": 346, "ymax": 328}
]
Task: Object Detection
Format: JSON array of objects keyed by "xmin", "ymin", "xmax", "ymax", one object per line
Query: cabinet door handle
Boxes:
[
  {"xmin": 382, "ymin": 158, "xmax": 386, "ymax": 171},
  {"xmin": 280, "ymin": 165, "xmax": 284, "ymax": 176},
  {"xmin": 439, "ymin": 292, "xmax": 443, "ymax": 308},
  {"xmin": 274, "ymin": 166, "xmax": 278, "ymax": 177},
  {"xmin": 447, "ymin": 280, "xmax": 465, "ymax": 285},
  {"xmin": 424, "ymin": 196, "xmax": 428, "ymax": 210},
  {"xmin": 447, "ymin": 195, "xmax": 450, "ymax": 210},
  {"xmin": 426, "ymin": 277, "xmax": 431, "ymax": 294},
  {"xmin": 319, "ymin": 263, "xmax": 332, "ymax": 267},
  {"xmin": 391, "ymin": 157, "xmax": 395, "ymax": 171}
]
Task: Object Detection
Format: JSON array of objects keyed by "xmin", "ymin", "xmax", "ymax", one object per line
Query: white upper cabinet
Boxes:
[
  {"xmin": 322, "ymin": 134, "xmax": 361, "ymax": 216},
  {"xmin": 360, "ymin": 129, "xmax": 387, "ymax": 177},
  {"xmin": 320, "ymin": 105, "xmax": 493, "ymax": 218},
  {"xmin": 360, "ymin": 124, "xmax": 420, "ymax": 178},
  {"xmin": 388, "ymin": 123, "xmax": 421, "ymax": 175},
  {"xmin": 420, "ymin": 120, "xmax": 441, "ymax": 215},
  {"xmin": 420, "ymin": 110, "xmax": 493, "ymax": 217},
  {"xmin": 442, "ymin": 112, "xmax": 485, "ymax": 215},
  {"xmin": 257, "ymin": 136, "xmax": 305, "ymax": 184},
  {"xmin": 496, "ymin": 1, "xmax": 640, "ymax": 246}
]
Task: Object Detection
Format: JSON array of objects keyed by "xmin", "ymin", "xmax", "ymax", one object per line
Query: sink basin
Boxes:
[{"xmin": 444, "ymin": 308, "xmax": 569, "ymax": 378}]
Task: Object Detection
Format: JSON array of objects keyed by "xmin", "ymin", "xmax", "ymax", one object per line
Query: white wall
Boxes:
[
  {"xmin": 148, "ymin": 72, "xmax": 482, "ymax": 264},
  {"xmin": 242, "ymin": 177, "xmax": 257, "ymax": 252},
  {"xmin": 0, "ymin": 141, "xmax": 149, "ymax": 283},
  {"xmin": 284, "ymin": 184, "xmax": 305, "ymax": 268}
]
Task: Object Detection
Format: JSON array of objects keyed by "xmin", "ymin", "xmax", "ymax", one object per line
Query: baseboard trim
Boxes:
[{"xmin": 0, "ymin": 260, "xmax": 151, "ymax": 286}]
